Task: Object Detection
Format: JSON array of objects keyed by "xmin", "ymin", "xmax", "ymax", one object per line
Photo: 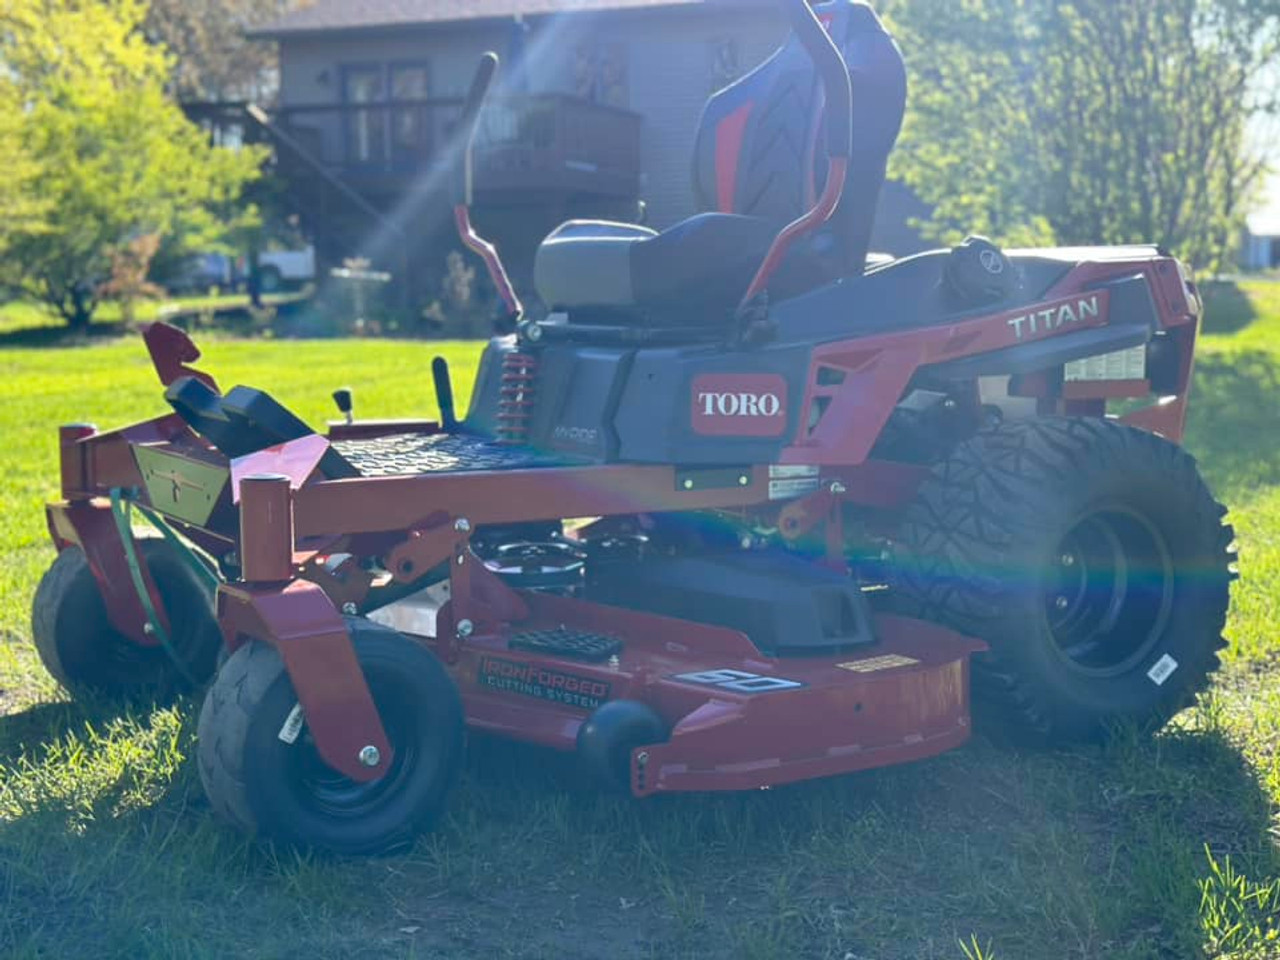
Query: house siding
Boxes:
[
  {"xmin": 275, "ymin": 8, "xmax": 786, "ymax": 227},
  {"xmin": 278, "ymin": 23, "xmax": 510, "ymax": 173},
  {"xmin": 1241, "ymin": 232, "xmax": 1280, "ymax": 270},
  {"xmin": 268, "ymin": 5, "xmax": 930, "ymax": 285},
  {"xmin": 619, "ymin": 11, "xmax": 786, "ymax": 226}
]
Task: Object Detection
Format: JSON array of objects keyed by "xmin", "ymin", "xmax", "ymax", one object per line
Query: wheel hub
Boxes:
[
  {"xmin": 1045, "ymin": 507, "xmax": 1175, "ymax": 676},
  {"xmin": 287, "ymin": 676, "xmax": 416, "ymax": 819}
]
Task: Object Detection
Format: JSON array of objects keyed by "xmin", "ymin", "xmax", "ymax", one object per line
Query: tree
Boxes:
[
  {"xmin": 0, "ymin": 58, "xmax": 46, "ymax": 256},
  {"xmin": 0, "ymin": 0, "xmax": 263, "ymax": 327},
  {"xmin": 143, "ymin": 0, "xmax": 298, "ymax": 102},
  {"xmin": 887, "ymin": 0, "xmax": 1056, "ymax": 248},
  {"xmin": 887, "ymin": 0, "xmax": 1280, "ymax": 271}
]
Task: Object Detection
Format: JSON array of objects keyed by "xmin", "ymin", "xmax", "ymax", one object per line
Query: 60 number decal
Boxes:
[{"xmin": 671, "ymin": 669, "xmax": 803, "ymax": 693}]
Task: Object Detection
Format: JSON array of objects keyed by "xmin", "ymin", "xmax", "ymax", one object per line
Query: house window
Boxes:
[
  {"xmin": 342, "ymin": 65, "xmax": 385, "ymax": 166},
  {"xmin": 340, "ymin": 62, "xmax": 432, "ymax": 169},
  {"xmin": 389, "ymin": 63, "xmax": 431, "ymax": 169},
  {"xmin": 573, "ymin": 43, "xmax": 628, "ymax": 107}
]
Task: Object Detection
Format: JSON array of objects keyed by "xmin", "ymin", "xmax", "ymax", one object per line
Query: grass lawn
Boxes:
[
  {"xmin": 0, "ymin": 293, "xmax": 306, "ymax": 343},
  {"xmin": 1, "ymin": 284, "xmax": 1279, "ymax": 959}
]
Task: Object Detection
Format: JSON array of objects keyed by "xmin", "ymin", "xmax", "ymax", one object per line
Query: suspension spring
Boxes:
[{"xmin": 497, "ymin": 351, "xmax": 538, "ymax": 444}]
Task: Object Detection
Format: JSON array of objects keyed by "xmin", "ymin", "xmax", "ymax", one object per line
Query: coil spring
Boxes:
[{"xmin": 496, "ymin": 351, "xmax": 537, "ymax": 444}]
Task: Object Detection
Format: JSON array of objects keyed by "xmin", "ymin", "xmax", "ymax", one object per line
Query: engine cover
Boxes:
[
  {"xmin": 588, "ymin": 550, "xmax": 876, "ymax": 656},
  {"xmin": 464, "ymin": 337, "xmax": 812, "ymax": 464}
]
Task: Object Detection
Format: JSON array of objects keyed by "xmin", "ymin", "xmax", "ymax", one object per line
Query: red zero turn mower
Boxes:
[{"xmin": 33, "ymin": 0, "xmax": 1236, "ymax": 854}]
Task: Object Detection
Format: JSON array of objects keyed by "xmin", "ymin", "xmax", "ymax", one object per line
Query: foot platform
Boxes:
[{"xmin": 508, "ymin": 627, "xmax": 623, "ymax": 662}]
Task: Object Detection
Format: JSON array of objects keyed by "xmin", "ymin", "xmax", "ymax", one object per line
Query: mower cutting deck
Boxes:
[{"xmin": 31, "ymin": 0, "xmax": 1234, "ymax": 854}]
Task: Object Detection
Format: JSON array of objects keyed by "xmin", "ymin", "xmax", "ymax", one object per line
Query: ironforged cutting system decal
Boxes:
[
  {"xmin": 691, "ymin": 373, "xmax": 789, "ymax": 437},
  {"xmin": 478, "ymin": 657, "xmax": 611, "ymax": 710}
]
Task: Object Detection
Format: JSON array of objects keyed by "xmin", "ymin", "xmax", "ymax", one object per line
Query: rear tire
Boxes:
[
  {"xmin": 893, "ymin": 417, "xmax": 1234, "ymax": 743},
  {"xmin": 197, "ymin": 617, "xmax": 463, "ymax": 855},
  {"xmin": 31, "ymin": 540, "xmax": 221, "ymax": 699}
]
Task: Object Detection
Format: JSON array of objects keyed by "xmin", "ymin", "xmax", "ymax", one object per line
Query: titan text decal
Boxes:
[{"xmin": 1007, "ymin": 294, "xmax": 1102, "ymax": 341}]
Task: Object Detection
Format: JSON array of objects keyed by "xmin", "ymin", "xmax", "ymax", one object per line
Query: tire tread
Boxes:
[{"xmin": 895, "ymin": 417, "xmax": 1233, "ymax": 743}]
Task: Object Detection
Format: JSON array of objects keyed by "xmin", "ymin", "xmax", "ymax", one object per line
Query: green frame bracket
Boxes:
[{"xmin": 109, "ymin": 488, "xmax": 224, "ymax": 684}]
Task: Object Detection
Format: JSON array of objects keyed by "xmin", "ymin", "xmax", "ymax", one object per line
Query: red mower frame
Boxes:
[
  {"xmin": 35, "ymin": 0, "xmax": 1219, "ymax": 847},
  {"xmin": 45, "ymin": 231, "xmax": 1202, "ymax": 787}
]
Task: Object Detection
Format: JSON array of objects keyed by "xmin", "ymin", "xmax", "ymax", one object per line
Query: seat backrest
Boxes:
[{"xmin": 693, "ymin": 0, "xmax": 907, "ymax": 279}]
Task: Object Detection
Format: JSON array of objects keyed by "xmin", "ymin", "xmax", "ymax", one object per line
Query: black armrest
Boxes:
[{"xmin": 165, "ymin": 377, "xmax": 359, "ymax": 479}]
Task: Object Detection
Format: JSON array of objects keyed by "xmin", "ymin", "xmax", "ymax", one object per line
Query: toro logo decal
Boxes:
[
  {"xmin": 1006, "ymin": 293, "xmax": 1106, "ymax": 342},
  {"xmin": 691, "ymin": 374, "xmax": 788, "ymax": 437}
]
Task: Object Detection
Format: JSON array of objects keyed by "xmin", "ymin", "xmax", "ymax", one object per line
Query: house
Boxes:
[
  {"xmin": 243, "ymin": 0, "xmax": 926, "ymax": 310},
  {"xmin": 1241, "ymin": 211, "xmax": 1280, "ymax": 271}
]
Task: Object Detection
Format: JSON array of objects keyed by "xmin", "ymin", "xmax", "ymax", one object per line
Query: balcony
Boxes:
[{"xmin": 272, "ymin": 95, "xmax": 642, "ymax": 200}]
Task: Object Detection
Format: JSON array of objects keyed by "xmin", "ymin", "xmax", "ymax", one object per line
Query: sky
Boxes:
[
  {"xmin": 1248, "ymin": 68, "xmax": 1280, "ymax": 235},
  {"xmin": 1254, "ymin": 172, "xmax": 1280, "ymax": 235}
]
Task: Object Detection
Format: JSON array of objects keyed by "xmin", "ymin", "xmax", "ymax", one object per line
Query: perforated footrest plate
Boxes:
[
  {"xmin": 332, "ymin": 433, "xmax": 575, "ymax": 478},
  {"xmin": 509, "ymin": 628, "xmax": 623, "ymax": 662}
]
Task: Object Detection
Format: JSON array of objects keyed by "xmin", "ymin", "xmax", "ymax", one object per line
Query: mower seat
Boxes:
[
  {"xmin": 533, "ymin": 0, "xmax": 906, "ymax": 317},
  {"xmin": 535, "ymin": 214, "xmax": 801, "ymax": 315}
]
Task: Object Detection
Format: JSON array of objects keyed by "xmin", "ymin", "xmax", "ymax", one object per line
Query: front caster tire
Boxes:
[
  {"xmin": 31, "ymin": 540, "xmax": 221, "ymax": 699},
  {"xmin": 577, "ymin": 700, "xmax": 667, "ymax": 794},
  {"xmin": 197, "ymin": 617, "xmax": 463, "ymax": 855},
  {"xmin": 894, "ymin": 417, "xmax": 1235, "ymax": 744}
]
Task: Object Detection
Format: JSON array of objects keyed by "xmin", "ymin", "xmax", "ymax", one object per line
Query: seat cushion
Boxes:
[
  {"xmin": 535, "ymin": 213, "xmax": 778, "ymax": 315},
  {"xmin": 533, "ymin": 220, "xmax": 657, "ymax": 308}
]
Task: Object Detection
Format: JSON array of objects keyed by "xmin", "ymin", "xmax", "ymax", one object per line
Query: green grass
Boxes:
[
  {"xmin": 0, "ymin": 294, "xmax": 305, "ymax": 340},
  {"xmin": 0, "ymin": 296, "xmax": 172, "ymax": 334},
  {"xmin": 2, "ymin": 283, "xmax": 1279, "ymax": 959}
]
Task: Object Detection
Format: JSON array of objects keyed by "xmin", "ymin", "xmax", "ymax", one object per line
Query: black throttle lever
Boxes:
[{"xmin": 432, "ymin": 357, "xmax": 459, "ymax": 432}]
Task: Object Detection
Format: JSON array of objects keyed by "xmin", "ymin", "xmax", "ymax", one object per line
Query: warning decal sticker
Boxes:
[{"xmin": 837, "ymin": 654, "xmax": 921, "ymax": 673}]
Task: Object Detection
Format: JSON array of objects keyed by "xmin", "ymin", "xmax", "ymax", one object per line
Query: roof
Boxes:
[{"xmin": 252, "ymin": 0, "xmax": 702, "ymax": 37}]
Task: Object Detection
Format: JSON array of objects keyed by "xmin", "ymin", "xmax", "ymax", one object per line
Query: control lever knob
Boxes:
[{"xmin": 332, "ymin": 387, "xmax": 354, "ymax": 425}]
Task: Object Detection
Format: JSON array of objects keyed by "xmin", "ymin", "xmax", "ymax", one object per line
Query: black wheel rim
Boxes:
[
  {"xmin": 101, "ymin": 632, "xmax": 167, "ymax": 680},
  {"xmin": 99, "ymin": 562, "xmax": 204, "ymax": 684},
  {"xmin": 285, "ymin": 673, "xmax": 421, "ymax": 819},
  {"xmin": 1044, "ymin": 505, "xmax": 1175, "ymax": 677}
]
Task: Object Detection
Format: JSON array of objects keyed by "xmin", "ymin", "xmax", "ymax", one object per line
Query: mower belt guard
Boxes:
[
  {"xmin": 631, "ymin": 615, "xmax": 979, "ymax": 795},
  {"xmin": 451, "ymin": 593, "xmax": 984, "ymax": 796}
]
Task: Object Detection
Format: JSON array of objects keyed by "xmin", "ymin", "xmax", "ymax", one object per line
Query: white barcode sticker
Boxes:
[
  {"xmin": 768, "ymin": 465, "xmax": 820, "ymax": 479},
  {"xmin": 769, "ymin": 477, "xmax": 821, "ymax": 500},
  {"xmin": 1147, "ymin": 654, "xmax": 1178, "ymax": 686},
  {"xmin": 278, "ymin": 702, "xmax": 305, "ymax": 743},
  {"xmin": 1064, "ymin": 345, "xmax": 1147, "ymax": 382}
]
